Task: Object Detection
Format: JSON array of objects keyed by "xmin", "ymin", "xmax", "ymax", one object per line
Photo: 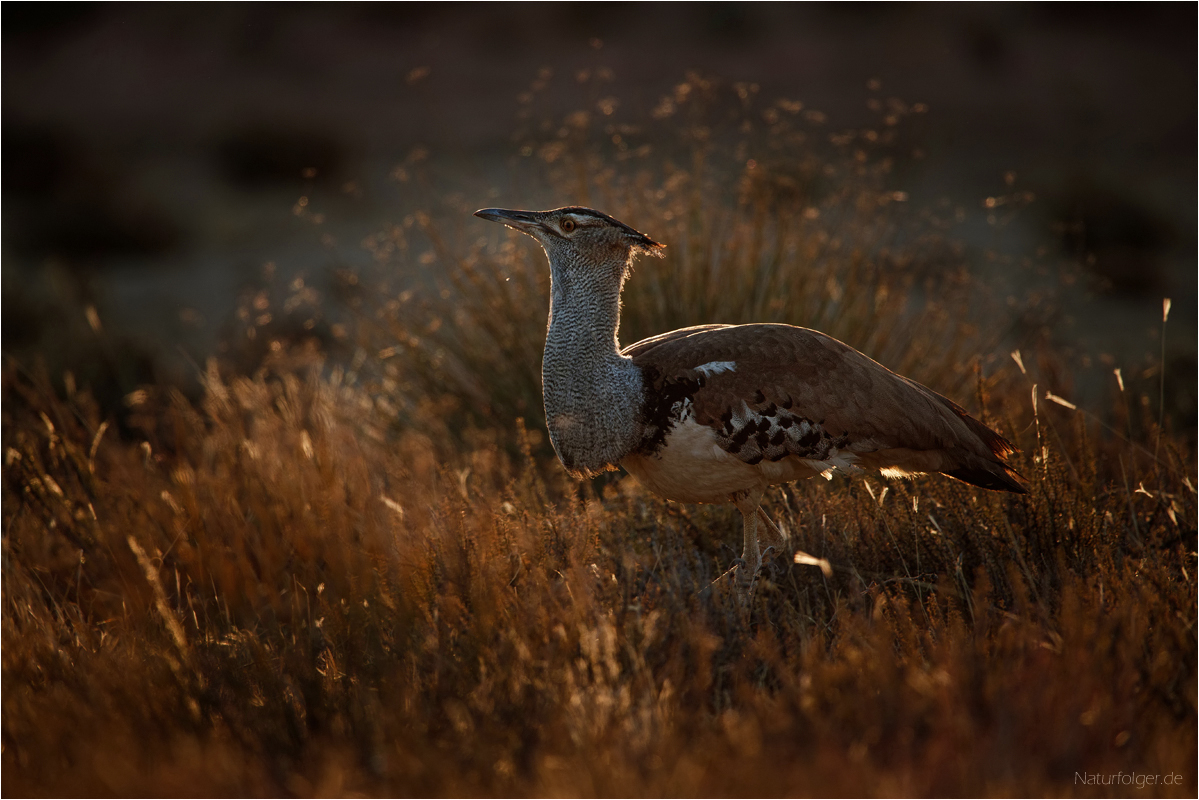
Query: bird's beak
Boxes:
[{"xmin": 474, "ymin": 208, "xmax": 543, "ymax": 234}]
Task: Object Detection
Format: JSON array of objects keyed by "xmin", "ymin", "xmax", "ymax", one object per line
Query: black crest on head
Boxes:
[{"xmin": 556, "ymin": 206, "xmax": 664, "ymax": 251}]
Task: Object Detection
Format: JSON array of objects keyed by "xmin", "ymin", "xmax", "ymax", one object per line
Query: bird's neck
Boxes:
[
  {"xmin": 545, "ymin": 269, "xmax": 626, "ymax": 363},
  {"xmin": 541, "ymin": 260, "xmax": 644, "ymax": 476}
]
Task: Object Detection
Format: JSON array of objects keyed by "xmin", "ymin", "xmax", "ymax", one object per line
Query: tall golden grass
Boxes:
[{"xmin": 3, "ymin": 74, "xmax": 1195, "ymax": 797}]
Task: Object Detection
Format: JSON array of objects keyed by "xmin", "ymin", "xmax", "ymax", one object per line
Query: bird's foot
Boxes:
[
  {"xmin": 734, "ymin": 552, "xmax": 769, "ymax": 610},
  {"xmin": 711, "ymin": 551, "xmax": 778, "ymax": 610}
]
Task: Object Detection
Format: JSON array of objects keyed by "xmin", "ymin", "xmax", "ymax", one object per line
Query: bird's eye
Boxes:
[{"xmin": 561, "ymin": 219, "xmax": 576, "ymax": 233}]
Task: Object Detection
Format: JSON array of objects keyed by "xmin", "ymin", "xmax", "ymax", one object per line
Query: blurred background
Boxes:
[{"xmin": 3, "ymin": 2, "xmax": 1195, "ymax": 421}]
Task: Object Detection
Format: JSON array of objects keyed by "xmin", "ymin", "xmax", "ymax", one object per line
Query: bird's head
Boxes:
[{"xmin": 474, "ymin": 206, "xmax": 664, "ymax": 283}]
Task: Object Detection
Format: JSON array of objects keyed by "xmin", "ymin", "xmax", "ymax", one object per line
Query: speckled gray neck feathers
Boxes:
[{"xmin": 541, "ymin": 245, "xmax": 644, "ymax": 478}]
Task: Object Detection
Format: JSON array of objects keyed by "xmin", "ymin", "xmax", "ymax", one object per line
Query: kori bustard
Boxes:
[{"xmin": 475, "ymin": 206, "xmax": 1025, "ymax": 602}]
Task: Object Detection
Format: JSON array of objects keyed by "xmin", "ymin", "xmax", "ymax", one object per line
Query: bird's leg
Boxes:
[
  {"xmin": 756, "ymin": 507, "xmax": 787, "ymax": 551},
  {"xmin": 758, "ymin": 505, "xmax": 833, "ymax": 578},
  {"xmin": 708, "ymin": 488, "xmax": 775, "ymax": 608},
  {"xmin": 730, "ymin": 486, "xmax": 765, "ymax": 606},
  {"xmin": 755, "ymin": 507, "xmax": 786, "ymax": 577}
]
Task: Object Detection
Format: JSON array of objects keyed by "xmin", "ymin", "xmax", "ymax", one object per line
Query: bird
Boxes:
[{"xmin": 474, "ymin": 205, "xmax": 1026, "ymax": 604}]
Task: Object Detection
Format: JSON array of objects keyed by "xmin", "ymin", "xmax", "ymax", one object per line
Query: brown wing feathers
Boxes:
[{"xmin": 626, "ymin": 323, "xmax": 1027, "ymax": 493}]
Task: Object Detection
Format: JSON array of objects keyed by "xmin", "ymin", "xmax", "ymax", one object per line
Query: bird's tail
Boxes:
[
  {"xmin": 942, "ymin": 462, "xmax": 1028, "ymax": 494},
  {"xmin": 931, "ymin": 393, "xmax": 1028, "ymax": 494}
]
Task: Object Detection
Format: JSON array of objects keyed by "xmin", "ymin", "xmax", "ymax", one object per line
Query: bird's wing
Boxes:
[{"xmin": 624, "ymin": 323, "xmax": 1025, "ymax": 492}]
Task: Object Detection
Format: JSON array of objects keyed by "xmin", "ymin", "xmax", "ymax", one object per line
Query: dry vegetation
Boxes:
[{"xmin": 4, "ymin": 74, "xmax": 1196, "ymax": 797}]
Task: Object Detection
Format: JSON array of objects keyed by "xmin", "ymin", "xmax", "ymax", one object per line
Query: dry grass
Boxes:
[{"xmin": 3, "ymin": 74, "xmax": 1195, "ymax": 797}]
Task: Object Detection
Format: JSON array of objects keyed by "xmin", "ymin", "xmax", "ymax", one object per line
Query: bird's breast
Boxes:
[{"xmin": 622, "ymin": 417, "xmax": 757, "ymax": 503}]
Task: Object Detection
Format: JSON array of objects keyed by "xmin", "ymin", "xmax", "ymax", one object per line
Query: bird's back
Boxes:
[{"xmin": 623, "ymin": 322, "xmax": 1025, "ymax": 495}]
